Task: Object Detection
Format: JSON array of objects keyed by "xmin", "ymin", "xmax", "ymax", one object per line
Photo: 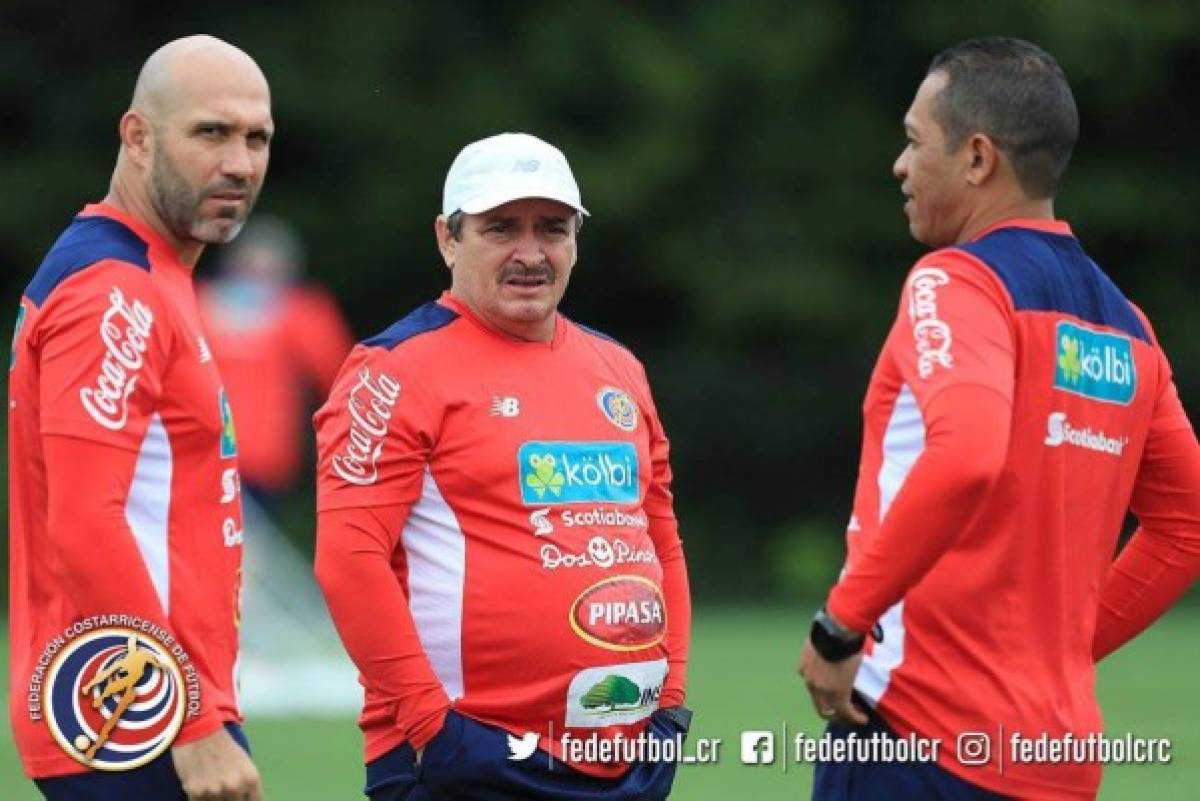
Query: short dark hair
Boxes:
[
  {"xmin": 446, "ymin": 210, "xmax": 466, "ymax": 240},
  {"xmin": 928, "ymin": 37, "xmax": 1078, "ymax": 198},
  {"xmin": 445, "ymin": 208, "xmax": 583, "ymax": 241}
]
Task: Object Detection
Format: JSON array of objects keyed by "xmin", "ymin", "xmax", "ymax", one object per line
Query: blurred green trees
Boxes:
[{"xmin": 3, "ymin": 1, "xmax": 1197, "ymax": 602}]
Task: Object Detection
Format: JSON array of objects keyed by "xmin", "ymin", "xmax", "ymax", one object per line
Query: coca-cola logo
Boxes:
[
  {"xmin": 80, "ymin": 287, "xmax": 154, "ymax": 431},
  {"xmin": 907, "ymin": 266, "xmax": 953, "ymax": 378},
  {"xmin": 331, "ymin": 367, "xmax": 401, "ymax": 486}
]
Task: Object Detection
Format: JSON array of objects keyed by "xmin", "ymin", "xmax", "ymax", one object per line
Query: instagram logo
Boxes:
[{"xmin": 956, "ymin": 732, "xmax": 991, "ymax": 766}]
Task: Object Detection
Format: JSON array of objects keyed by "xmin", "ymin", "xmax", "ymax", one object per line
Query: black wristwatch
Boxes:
[
  {"xmin": 656, "ymin": 704, "xmax": 693, "ymax": 734},
  {"xmin": 810, "ymin": 607, "xmax": 866, "ymax": 662}
]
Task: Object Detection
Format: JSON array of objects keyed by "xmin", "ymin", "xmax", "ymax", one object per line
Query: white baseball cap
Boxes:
[{"xmin": 442, "ymin": 132, "xmax": 588, "ymax": 217}]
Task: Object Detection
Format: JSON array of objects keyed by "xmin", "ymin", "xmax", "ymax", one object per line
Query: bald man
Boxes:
[{"xmin": 9, "ymin": 35, "xmax": 272, "ymax": 801}]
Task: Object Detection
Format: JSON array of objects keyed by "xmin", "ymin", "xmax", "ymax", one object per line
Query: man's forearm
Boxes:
[
  {"xmin": 1093, "ymin": 526, "xmax": 1200, "ymax": 660},
  {"xmin": 315, "ymin": 506, "xmax": 450, "ymax": 747},
  {"xmin": 828, "ymin": 384, "xmax": 1010, "ymax": 631}
]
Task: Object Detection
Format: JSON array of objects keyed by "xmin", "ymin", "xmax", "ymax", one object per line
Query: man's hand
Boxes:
[
  {"xmin": 171, "ymin": 727, "xmax": 263, "ymax": 801},
  {"xmin": 798, "ymin": 639, "xmax": 868, "ymax": 727}
]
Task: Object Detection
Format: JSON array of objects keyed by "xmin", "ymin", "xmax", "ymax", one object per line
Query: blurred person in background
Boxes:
[
  {"xmin": 199, "ymin": 216, "xmax": 353, "ymax": 506},
  {"xmin": 313, "ymin": 132, "xmax": 692, "ymax": 801},
  {"xmin": 799, "ymin": 37, "xmax": 1200, "ymax": 800},
  {"xmin": 8, "ymin": 35, "xmax": 269, "ymax": 801}
]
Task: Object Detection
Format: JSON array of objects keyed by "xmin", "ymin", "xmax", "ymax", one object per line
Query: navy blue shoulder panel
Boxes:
[
  {"xmin": 361, "ymin": 302, "xmax": 459, "ymax": 350},
  {"xmin": 25, "ymin": 216, "xmax": 150, "ymax": 307},
  {"xmin": 957, "ymin": 228, "xmax": 1148, "ymax": 343},
  {"xmin": 573, "ymin": 320, "xmax": 629, "ymax": 350}
]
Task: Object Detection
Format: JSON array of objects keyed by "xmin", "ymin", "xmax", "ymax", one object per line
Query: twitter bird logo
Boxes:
[{"xmin": 506, "ymin": 731, "xmax": 539, "ymax": 761}]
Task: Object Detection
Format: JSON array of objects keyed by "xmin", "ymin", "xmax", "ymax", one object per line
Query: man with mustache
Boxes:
[
  {"xmin": 798, "ymin": 37, "xmax": 1200, "ymax": 800},
  {"xmin": 9, "ymin": 35, "xmax": 271, "ymax": 800},
  {"xmin": 314, "ymin": 132, "xmax": 692, "ymax": 800}
]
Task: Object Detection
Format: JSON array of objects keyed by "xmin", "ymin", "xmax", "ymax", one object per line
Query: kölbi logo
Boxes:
[
  {"xmin": 1053, "ymin": 321, "xmax": 1135, "ymax": 405},
  {"xmin": 1044, "ymin": 412, "xmax": 1127, "ymax": 456},
  {"xmin": 518, "ymin": 442, "xmax": 639, "ymax": 505}
]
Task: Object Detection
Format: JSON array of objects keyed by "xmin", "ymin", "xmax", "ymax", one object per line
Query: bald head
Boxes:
[
  {"xmin": 109, "ymin": 35, "xmax": 273, "ymax": 264},
  {"xmin": 131, "ymin": 35, "xmax": 268, "ymax": 124}
]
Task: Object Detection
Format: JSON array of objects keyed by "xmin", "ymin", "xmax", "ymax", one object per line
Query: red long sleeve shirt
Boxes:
[
  {"xmin": 9, "ymin": 204, "xmax": 245, "ymax": 777},
  {"xmin": 828, "ymin": 219, "xmax": 1200, "ymax": 800},
  {"xmin": 313, "ymin": 293, "xmax": 691, "ymax": 778}
]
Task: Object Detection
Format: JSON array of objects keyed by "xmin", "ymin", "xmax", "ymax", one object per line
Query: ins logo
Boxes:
[
  {"xmin": 43, "ymin": 629, "xmax": 185, "ymax": 770},
  {"xmin": 596, "ymin": 386, "xmax": 639, "ymax": 432}
]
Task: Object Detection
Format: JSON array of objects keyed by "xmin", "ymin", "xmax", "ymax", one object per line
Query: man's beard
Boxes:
[{"xmin": 149, "ymin": 147, "xmax": 256, "ymax": 245}]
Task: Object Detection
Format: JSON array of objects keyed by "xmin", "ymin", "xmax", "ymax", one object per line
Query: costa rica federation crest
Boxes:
[
  {"xmin": 43, "ymin": 627, "xmax": 186, "ymax": 770},
  {"xmin": 596, "ymin": 386, "xmax": 639, "ymax": 432}
]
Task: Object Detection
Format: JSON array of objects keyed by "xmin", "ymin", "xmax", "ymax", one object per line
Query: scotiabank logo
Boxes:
[
  {"xmin": 331, "ymin": 368, "xmax": 401, "ymax": 486},
  {"xmin": 80, "ymin": 287, "xmax": 154, "ymax": 431},
  {"xmin": 570, "ymin": 575, "xmax": 665, "ymax": 651},
  {"xmin": 1044, "ymin": 412, "xmax": 1127, "ymax": 456}
]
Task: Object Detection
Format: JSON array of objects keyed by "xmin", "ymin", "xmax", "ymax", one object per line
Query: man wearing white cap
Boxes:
[{"xmin": 313, "ymin": 132, "xmax": 693, "ymax": 800}]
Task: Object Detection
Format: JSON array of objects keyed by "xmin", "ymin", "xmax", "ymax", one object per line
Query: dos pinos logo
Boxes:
[
  {"xmin": 1053, "ymin": 321, "xmax": 1135, "ymax": 405},
  {"xmin": 519, "ymin": 441, "xmax": 638, "ymax": 505},
  {"xmin": 41, "ymin": 627, "xmax": 186, "ymax": 770}
]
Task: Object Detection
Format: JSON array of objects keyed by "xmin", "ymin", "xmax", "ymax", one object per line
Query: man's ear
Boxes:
[
  {"xmin": 964, "ymin": 133, "xmax": 999, "ymax": 187},
  {"xmin": 119, "ymin": 110, "xmax": 154, "ymax": 170},
  {"xmin": 434, "ymin": 215, "xmax": 456, "ymax": 269}
]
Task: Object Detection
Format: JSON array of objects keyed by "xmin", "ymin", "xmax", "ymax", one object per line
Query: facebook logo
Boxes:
[{"xmin": 740, "ymin": 730, "xmax": 775, "ymax": 764}]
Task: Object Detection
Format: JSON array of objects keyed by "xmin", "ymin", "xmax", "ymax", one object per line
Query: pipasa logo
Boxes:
[
  {"xmin": 518, "ymin": 441, "xmax": 638, "ymax": 505},
  {"xmin": 565, "ymin": 658, "xmax": 667, "ymax": 727},
  {"xmin": 1054, "ymin": 321, "xmax": 1136, "ymax": 404},
  {"xmin": 1044, "ymin": 412, "xmax": 1128, "ymax": 456},
  {"xmin": 570, "ymin": 575, "xmax": 665, "ymax": 651},
  {"xmin": 42, "ymin": 628, "xmax": 185, "ymax": 770}
]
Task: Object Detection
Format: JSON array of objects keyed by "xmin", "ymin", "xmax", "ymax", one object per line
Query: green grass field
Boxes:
[{"xmin": 3, "ymin": 605, "xmax": 1197, "ymax": 799}]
